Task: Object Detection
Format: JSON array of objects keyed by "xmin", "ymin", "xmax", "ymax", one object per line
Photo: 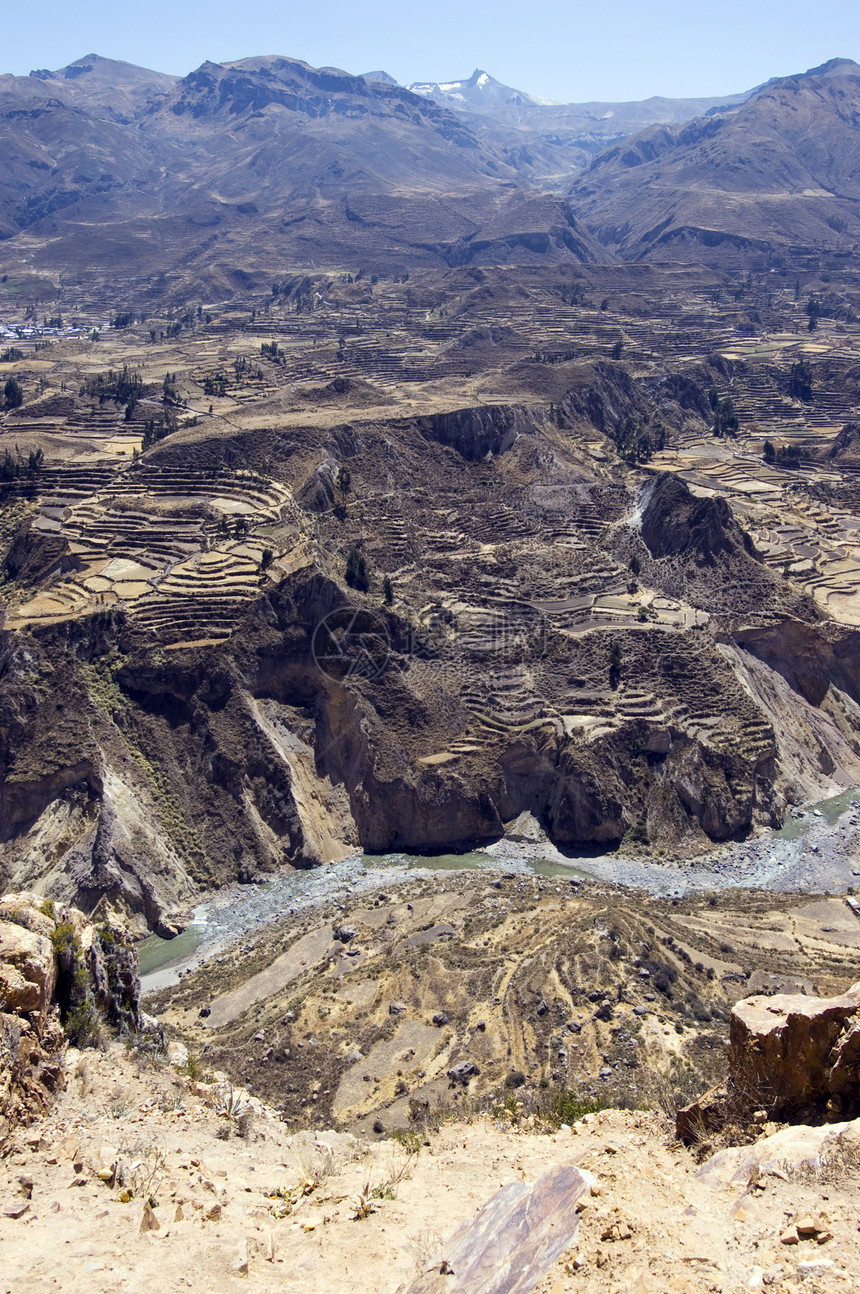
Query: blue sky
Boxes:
[{"xmin": 3, "ymin": 0, "xmax": 858, "ymax": 102}]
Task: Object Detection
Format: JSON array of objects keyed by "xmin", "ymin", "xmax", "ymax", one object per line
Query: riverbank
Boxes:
[{"xmin": 138, "ymin": 785, "xmax": 860, "ymax": 994}]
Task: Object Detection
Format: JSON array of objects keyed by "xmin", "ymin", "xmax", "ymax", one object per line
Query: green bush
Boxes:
[{"xmin": 50, "ymin": 920, "xmax": 103, "ymax": 1049}]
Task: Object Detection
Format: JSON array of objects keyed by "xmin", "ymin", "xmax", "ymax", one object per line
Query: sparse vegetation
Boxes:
[{"xmin": 345, "ymin": 545, "xmax": 370, "ymax": 591}]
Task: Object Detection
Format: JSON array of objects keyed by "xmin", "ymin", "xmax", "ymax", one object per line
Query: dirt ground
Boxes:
[{"xmin": 2, "ymin": 1041, "xmax": 859, "ymax": 1294}]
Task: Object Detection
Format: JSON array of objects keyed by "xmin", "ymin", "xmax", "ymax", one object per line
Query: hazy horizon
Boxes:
[{"xmin": 3, "ymin": 0, "xmax": 859, "ymax": 104}]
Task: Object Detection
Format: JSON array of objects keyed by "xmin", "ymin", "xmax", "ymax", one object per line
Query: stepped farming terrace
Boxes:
[
  {"xmin": 3, "ymin": 263, "xmax": 860, "ymax": 639},
  {"xmin": 2, "ymin": 260, "xmax": 860, "ymax": 906}
]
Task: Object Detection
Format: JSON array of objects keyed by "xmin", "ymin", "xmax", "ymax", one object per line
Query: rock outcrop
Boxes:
[
  {"xmin": 641, "ymin": 473, "xmax": 760, "ymax": 567},
  {"xmin": 729, "ymin": 982, "xmax": 860, "ymax": 1121},
  {"xmin": 679, "ymin": 981, "xmax": 860, "ymax": 1141},
  {"xmin": 0, "ymin": 892, "xmax": 142, "ymax": 1136},
  {"xmin": 697, "ymin": 1118, "xmax": 860, "ymax": 1189}
]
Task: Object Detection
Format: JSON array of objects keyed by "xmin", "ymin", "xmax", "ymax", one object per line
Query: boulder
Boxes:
[
  {"xmin": 402, "ymin": 1164, "xmax": 590, "ymax": 1294},
  {"xmin": 448, "ymin": 1061, "xmax": 479, "ymax": 1083},
  {"xmin": 0, "ymin": 919, "xmax": 56, "ymax": 1015},
  {"xmin": 697, "ymin": 1119, "xmax": 860, "ymax": 1189},
  {"xmin": 729, "ymin": 982, "xmax": 860, "ymax": 1119}
]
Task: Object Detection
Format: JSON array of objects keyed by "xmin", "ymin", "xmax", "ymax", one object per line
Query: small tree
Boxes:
[
  {"xmin": 609, "ymin": 639, "xmax": 623, "ymax": 688},
  {"xmin": 260, "ymin": 547, "xmax": 274, "ymax": 572},
  {"xmin": 345, "ymin": 547, "xmax": 369, "ymax": 592},
  {"xmin": 763, "ymin": 439, "xmax": 776, "ymax": 464},
  {"xmin": 3, "ymin": 376, "xmax": 23, "ymax": 409},
  {"xmin": 382, "ymin": 575, "xmax": 393, "ymax": 605}
]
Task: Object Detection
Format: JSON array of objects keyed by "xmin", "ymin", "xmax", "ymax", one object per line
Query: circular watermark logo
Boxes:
[{"xmin": 311, "ymin": 608, "xmax": 391, "ymax": 682}]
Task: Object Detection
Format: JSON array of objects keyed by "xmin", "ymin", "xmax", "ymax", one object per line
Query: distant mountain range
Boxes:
[
  {"xmin": 0, "ymin": 52, "xmax": 858, "ymax": 292},
  {"xmin": 571, "ymin": 57, "xmax": 860, "ymax": 262},
  {"xmin": 370, "ymin": 66, "xmax": 753, "ymax": 178}
]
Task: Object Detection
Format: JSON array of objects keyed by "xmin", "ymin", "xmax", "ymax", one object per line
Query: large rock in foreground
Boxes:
[
  {"xmin": 0, "ymin": 892, "xmax": 143, "ymax": 1134},
  {"xmin": 730, "ymin": 981, "xmax": 860, "ymax": 1120},
  {"xmin": 403, "ymin": 1164, "xmax": 590, "ymax": 1294}
]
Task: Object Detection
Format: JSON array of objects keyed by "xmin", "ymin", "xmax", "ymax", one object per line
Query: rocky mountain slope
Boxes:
[
  {"xmin": 571, "ymin": 58, "xmax": 860, "ymax": 261},
  {"xmin": 0, "ymin": 53, "xmax": 609, "ymax": 289},
  {"xmin": 3, "ymin": 51, "xmax": 860, "ymax": 290}
]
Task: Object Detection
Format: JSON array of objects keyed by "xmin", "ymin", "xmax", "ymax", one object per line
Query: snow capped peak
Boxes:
[{"xmin": 407, "ymin": 69, "xmax": 538, "ymax": 109}]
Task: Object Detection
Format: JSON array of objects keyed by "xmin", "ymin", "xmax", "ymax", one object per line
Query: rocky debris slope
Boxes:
[
  {"xmin": 0, "ymin": 892, "xmax": 142, "ymax": 1137},
  {"xmin": 2, "ymin": 1037, "xmax": 860, "ymax": 1293},
  {"xmin": 146, "ymin": 867, "xmax": 860, "ymax": 1139}
]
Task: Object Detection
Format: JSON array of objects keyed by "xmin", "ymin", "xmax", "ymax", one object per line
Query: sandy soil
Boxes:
[{"xmin": 2, "ymin": 1042, "xmax": 859, "ymax": 1294}]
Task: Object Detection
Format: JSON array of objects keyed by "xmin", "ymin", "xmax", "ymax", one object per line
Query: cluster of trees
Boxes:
[
  {"xmin": 81, "ymin": 366, "xmax": 145, "ymax": 407},
  {"xmin": 608, "ymin": 640, "xmax": 623, "ymax": 689},
  {"xmin": 530, "ymin": 348, "xmax": 578, "ymax": 365},
  {"xmin": 345, "ymin": 546, "xmax": 369, "ymax": 592},
  {"xmin": 0, "ymin": 446, "xmax": 43, "ymax": 481},
  {"xmin": 708, "ymin": 388, "xmax": 739, "ymax": 437},
  {"xmin": 788, "ymin": 359, "xmax": 814, "ymax": 402},
  {"xmin": 141, "ymin": 413, "xmax": 177, "ymax": 451},
  {"xmin": 611, "ymin": 413, "xmax": 666, "ymax": 464},
  {"xmin": 270, "ymin": 276, "xmax": 323, "ymax": 313},
  {"xmin": 334, "ymin": 462, "xmax": 351, "ymax": 519},
  {"xmin": 805, "ymin": 293, "xmax": 857, "ymax": 330},
  {"xmin": 203, "ymin": 372, "xmax": 229, "ymax": 398},
  {"xmin": 763, "ymin": 440, "xmax": 801, "ymax": 468},
  {"xmin": 216, "ymin": 515, "xmax": 250, "ymax": 540},
  {"xmin": 554, "ymin": 280, "xmax": 589, "ymax": 307},
  {"xmin": 260, "ymin": 340, "xmax": 283, "ymax": 362}
]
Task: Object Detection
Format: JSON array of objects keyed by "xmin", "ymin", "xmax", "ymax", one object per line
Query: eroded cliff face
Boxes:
[
  {"xmin": 3, "ymin": 553, "xmax": 860, "ymax": 932},
  {"xmin": 2, "ymin": 342, "xmax": 860, "ymax": 934}
]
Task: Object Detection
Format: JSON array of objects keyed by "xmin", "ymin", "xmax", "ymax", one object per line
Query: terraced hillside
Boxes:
[
  {"xmin": 147, "ymin": 867, "xmax": 860, "ymax": 1133},
  {"xmin": 2, "ymin": 261, "xmax": 860, "ymax": 931}
]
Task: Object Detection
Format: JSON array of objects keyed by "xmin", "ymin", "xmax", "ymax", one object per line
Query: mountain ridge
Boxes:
[
  {"xmin": 0, "ymin": 52, "xmax": 859, "ymax": 287},
  {"xmin": 570, "ymin": 56, "xmax": 860, "ymax": 261}
]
